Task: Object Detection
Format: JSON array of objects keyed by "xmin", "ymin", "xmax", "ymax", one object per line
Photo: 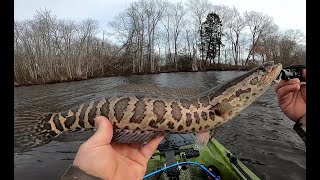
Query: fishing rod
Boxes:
[{"xmin": 277, "ymin": 65, "xmax": 306, "ymax": 81}]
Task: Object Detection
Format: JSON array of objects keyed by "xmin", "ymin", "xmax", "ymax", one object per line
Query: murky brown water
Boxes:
[{"xmin": 14, "ymin": 71, "xmax": 306, "ymax": 180}]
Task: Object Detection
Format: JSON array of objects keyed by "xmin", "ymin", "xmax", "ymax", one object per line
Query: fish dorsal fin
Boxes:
[{"xmin": 115, "ymin": 83, "xmax": 199, "ymax": 97}]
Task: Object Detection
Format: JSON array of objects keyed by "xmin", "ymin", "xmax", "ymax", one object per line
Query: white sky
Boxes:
[{"xmin": 14, "ymin": 0, "xmax": 306, "ymax": 35}]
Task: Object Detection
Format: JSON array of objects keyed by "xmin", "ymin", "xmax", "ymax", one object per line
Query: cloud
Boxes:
[{"xmin": 14, "ymin": 0, "xmax": 305, "ymax": 34}]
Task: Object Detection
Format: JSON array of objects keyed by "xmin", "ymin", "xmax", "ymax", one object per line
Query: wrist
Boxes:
[
  {"xmin": 61, "ymin": 165, "xmax": 103, "ymax": 180},
  {"xmin": 293, "ymin": 114, "xmax": 306, "ymax": 144}
]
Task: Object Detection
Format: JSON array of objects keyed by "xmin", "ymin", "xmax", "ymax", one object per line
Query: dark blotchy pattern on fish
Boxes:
[{"xmin": 14, "ymin": 62, "xmax": 282, "ymax": 152}]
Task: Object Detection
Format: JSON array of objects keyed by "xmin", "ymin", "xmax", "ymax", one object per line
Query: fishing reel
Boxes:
[{"xmin": 277, "ymin": 65, "xmax": 306, "ymax": 81}]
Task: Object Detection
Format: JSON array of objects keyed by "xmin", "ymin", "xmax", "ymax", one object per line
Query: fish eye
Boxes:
[{"xmin": 259, "ymin": 67, "xmax": 267, "ymax": 72}]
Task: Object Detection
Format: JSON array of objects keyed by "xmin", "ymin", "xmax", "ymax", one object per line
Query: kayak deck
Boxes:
[{"xmin": 146, "ymin": 137, "xmax": 260, "ymax": 180}]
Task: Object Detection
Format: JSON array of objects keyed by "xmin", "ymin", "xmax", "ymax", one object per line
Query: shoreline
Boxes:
[{"xmin": 14, "ymin": 66, "xmax": 251, "ymax": 87}]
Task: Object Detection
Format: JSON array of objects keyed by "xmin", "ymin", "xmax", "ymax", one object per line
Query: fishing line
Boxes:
[{"xmin": 143, "ymin": 161, "xmax": 220, "ymax": 180}]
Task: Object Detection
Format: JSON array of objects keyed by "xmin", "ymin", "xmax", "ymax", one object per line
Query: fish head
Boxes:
[
  {"xmin": 248, "ymin": 61, "xmax": 282, "ymax": 91},
  {"xmin": 209, "ymin": 61, "xmax": 282, "ymax": 121},
  {"xmin": 252, "ymin": 61, "xmax": 282, "ymax": 89}
]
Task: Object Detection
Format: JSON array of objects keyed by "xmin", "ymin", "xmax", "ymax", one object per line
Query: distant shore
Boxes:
[{"xmin": 14, "ymin": 64, "xmax": 251, "ymax": 87}]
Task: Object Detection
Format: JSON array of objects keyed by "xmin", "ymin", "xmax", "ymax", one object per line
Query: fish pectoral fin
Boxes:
[
  {"xmin": 213, "ymin": 102, "xmax": 233, "ymax": 120},
  {"xmin": 194, "ymin": 131, "xmax": 211, "ymax": 150}
]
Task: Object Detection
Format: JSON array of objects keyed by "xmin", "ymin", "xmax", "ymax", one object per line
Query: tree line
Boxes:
[{"xmin": 14, "ymin": 0, "xmax": 306, "ymax": 86}]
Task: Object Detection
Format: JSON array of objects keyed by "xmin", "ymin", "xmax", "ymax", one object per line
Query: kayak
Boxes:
[{"xmin": 145, "ymin": 135, "xmax": 260, "ymax": 180}]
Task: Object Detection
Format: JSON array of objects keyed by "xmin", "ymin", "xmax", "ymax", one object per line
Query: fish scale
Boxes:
[{"xmin": 14, "ymin": 61, "xmax": 282, "ymax": 153}]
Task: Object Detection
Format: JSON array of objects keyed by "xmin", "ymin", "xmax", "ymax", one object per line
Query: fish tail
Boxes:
[{"xmin": 14, "ymin": 112, "xmax": 55, "ymax": 152}]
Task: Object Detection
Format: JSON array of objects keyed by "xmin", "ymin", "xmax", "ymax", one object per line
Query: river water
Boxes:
[{"xmin": 14, "ymin": 71, "xmax": 306, "ymax": 180}]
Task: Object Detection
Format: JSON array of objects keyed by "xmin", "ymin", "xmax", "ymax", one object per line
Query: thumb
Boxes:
[{"xmin": 85, "ymin": 116, "xmax": 113, "ymax": 147}]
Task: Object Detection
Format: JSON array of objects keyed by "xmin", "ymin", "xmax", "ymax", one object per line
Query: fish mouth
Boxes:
[
  {"xmin": 266, "ymin": 63, "xmax": 282, "ymax": 83},
  {"xmin": 271, "ymin": 63, "xmax": 282, "ymax": 77},
  {"xmin": 259, "ymin": 62, "xmax": 282, "ymax": 85}
]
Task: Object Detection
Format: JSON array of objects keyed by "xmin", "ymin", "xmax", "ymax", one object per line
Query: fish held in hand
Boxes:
[{"xmin": 14, "ymin": 62, "xmax": 282, "ymax": 152}]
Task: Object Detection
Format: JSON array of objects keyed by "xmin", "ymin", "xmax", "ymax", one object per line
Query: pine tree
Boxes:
[{"xmin": 199, "ymin": 13, "xmax": 222, "ymax": 68}]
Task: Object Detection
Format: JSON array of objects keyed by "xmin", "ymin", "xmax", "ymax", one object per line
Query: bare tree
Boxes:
[
  {"xmin": 282, "ymin": 29, "xmax": 305, "ymax": 44},
  {"xmin": 254, "ymin": 29, "xmax": 305, "ymax": 66},
  {"xmin": 223, "ymin": 8, "xmax": 245, "ymax": 65},
  {"xmin": 160, "ymin": 1, "xmax": 173, "ymax": 67},
  {"xmin": 14, "ymin": 9, "xmax": 120, "ymax": 85},
  {"xmin": 14, "ymin": 2, "xmax": 306, "ymax": 86},
  {"xmin": 244, "ymin": 11, "xmax": 278, "ymax": 65},
  {"xmin": 171, "ymin": 2, "xmax": 186, "ymax": 70},
  {"xmin": 160, "ymin": 1, "xmax": 186, "ymax": 70},
  {"xmin": 185, "ymin": 0, "xmax": 212, "ymax": 70},
  {"xmin": 109, "ymin": 9, "xmax": 139, "ymax": 73},
  {"xmin": 143, "ymin": 0, "xmax": 165, "ymax": 73}
]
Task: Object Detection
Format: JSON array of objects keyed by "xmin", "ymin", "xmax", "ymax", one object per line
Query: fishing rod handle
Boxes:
[{"xmin": 279, "ymin": 65, "xmax": 306, "ymax": 82}]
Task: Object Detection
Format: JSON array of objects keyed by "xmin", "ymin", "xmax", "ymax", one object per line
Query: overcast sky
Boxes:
[{"xmin": 14, "ymin": 0, "xmax": 306, "ymax": 35}]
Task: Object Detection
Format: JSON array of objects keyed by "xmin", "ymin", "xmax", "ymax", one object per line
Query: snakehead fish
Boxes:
[{"xmin": 14, "ymin": 61, "xmax": 282, "ymax": 152}]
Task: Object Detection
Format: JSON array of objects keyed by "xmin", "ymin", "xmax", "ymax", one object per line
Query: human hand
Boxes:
[
  {"xmin": 274, "ymin": 69, "xmax": 306, "ymax": 122},
  {"xmin": 73, "ymin": 116, "xmax": 164, "ymax": 180}
]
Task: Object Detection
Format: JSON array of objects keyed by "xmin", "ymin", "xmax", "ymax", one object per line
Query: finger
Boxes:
[
  {"xmin": 302, "ymin": 69, "xmax": 306, "ymax": 82},
  {"xmin": 274, "ymin": 78, "xmax": 300, "ymax": 93},
  {"xmin": 277, "ymin": 84, "xmax": 300, "ymax": 102},
  {"xmin": 85, "ymin": 116, "xmax": 113, "ymax": 147},
  {"xmin": 300, "ymin": 83, "xmax": 306, "ymax": 102},
  {"xmin": 139, "ymin": 136, "xmax": 164, "ymax": 161}
]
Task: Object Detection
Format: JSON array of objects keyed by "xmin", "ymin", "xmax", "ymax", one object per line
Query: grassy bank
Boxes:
[{"xmin": 14, "ymin": 64, "xmax": 251, "ymax": 87}]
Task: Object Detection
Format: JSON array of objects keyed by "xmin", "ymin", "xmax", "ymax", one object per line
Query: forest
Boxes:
[{"xmin": 14, "ymin": 0, "xmax": 306, "ymax": 86}]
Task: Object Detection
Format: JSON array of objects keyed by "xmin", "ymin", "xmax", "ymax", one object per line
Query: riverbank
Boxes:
[{"xmin": 14, "ymin": 64, "xmax": 251, "ymax": 87}]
